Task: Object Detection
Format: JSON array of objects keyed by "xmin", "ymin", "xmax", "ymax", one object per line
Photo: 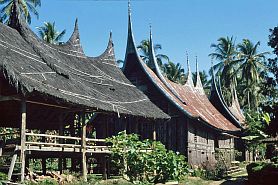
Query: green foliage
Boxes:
[
  {"xmin": 209, "ymin": 36, "xmax": 270, "ymax": 111},
  {"xmin": 137, "ymin": 39, "xmax": 169, "ymax": 69},
  {"xmin": 106, "ymin": 131, "xmax": 188, "ymax": 184},
  {"xmin": 270, "ymin": 156, "xmax": 278, "ymax": 164},
  {"xmin": 0, "ymin": 0, "xmax": 41, "ymax": 24},
  {"xmin": 0, "ymin": 172, "xmax": 7, "ymax": 185},
  {"xmin": 37, "ymin": 22, "xmax": 66, "ymax": 45},
  {"xmin": 164, "ymin": 61, "xmax": 186, "ymax": 84},
  {"xmin": 242, "ymin": 111, "xmax": 270, "ymax": 160},
  {"xmin": 25, "ymin": 178, "xmax": 59, "ymax": 185}
]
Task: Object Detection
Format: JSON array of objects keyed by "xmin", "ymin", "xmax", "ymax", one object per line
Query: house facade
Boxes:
[{"xmin": 119, "ymin": 5, "xmax": 243, "ymax": 166}]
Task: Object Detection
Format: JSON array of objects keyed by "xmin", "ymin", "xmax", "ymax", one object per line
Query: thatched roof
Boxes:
[
  {"xmin": 0, "ymin": 6, "xmax": 169, "ymax": 120},
  {"xmin": 122, "ymin": 7, "xmax": 240, "ymax": 132}
]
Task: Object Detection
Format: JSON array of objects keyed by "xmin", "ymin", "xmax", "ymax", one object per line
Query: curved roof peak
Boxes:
[
  {"xmin": 123, "ymin": 0, "xmax": 138, "ymax": 69},
  {"xmin": 148, "ymin": 28, "xmax": 186, "ymax": 104},
  {"xmin": 102, "ymin": 31, "xmax": 116, "ymax": 61},
  {"xmin": 194, "ymin": 56, "xmax": 205, "ymax": 94},
  {"xmin": 148, "ymin": 25, "xmax": 156, "ymax": 70},
  {"xmin": 209, "ymin": 60, "xmax": 244, "ymax": 128},
  {"xmin": 65, "ymin": 18, "xmax": 84, "ymax": 54},
  {"xmin": 184, "ymin": 52, "xmax": 194, "ymax": 87}
]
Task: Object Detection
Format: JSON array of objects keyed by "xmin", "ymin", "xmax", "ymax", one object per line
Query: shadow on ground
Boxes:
[{"xmin": 220, "ymin": 176, "xmax": 247, "ymax": 185}]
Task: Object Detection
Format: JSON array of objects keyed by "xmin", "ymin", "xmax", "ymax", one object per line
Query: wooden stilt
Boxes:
[
  {"xmin": 102, "ymin": 156, "xmax": 107, "ymax": 180},
  {"xmin": 153, "ymin": 122, "xmax": 157, "ymax": 141},
  {"xmin": 20, "ymin": 99, "xmax": 26, "ymax": 182},
  {"xmin": 81, "ymin": 112, "xmax": 87, "ymax": 181},
  {"xmin": 58, "ymin": 119, "xmax": 64, "ymax": 174},
  {"xmin": 42, "ymin": 158, "xmax": 46, "ymax": 175}
]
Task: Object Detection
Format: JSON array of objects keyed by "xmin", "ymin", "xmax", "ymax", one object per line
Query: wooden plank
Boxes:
[
  {"xmin": 25, "ymin": 133, "xmax": 105, "ymax": 142},
  {"xmin": 81, "ymin": 112, "xmax": 87, "ymax": 181},
  {"xmin": 8, "ymin": 153, "xmax": 17, "ymax": 180},
  {"xmin": 20, "ymin": 99, "xmax": 26, "ymax": 182}
]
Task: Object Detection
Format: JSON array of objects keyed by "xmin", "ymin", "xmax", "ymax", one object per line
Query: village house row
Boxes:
[{"xmin": 0, "ymin": 1, "xmax": 245, "ymax": 182}]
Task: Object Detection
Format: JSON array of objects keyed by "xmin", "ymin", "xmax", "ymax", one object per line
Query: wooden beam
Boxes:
[
  {"xmin": 0, "ymin": 95, "xmax": 71, "ymax": 110},
  {"xmin": 0, "ymin": 96, "xmax": 18, "ymax": 102},
  {"xmin": 81, "ymin": 112, "xmax": 87, "ymax": 181},
  {"xmin": 20, "ymin": 99, "xmax": 26, "ymax": 182}
]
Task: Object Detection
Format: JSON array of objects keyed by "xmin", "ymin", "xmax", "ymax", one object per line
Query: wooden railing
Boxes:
[{"xmin": 24, "ymin": 133, "xmax": 109, "ymax": 153}]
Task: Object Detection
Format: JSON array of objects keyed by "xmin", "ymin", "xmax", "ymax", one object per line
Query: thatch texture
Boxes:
[{"xmin": 0, "ymin": 18, "xmax": 169, "ymax": 120}]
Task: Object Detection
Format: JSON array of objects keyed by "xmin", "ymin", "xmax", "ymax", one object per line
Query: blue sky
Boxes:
[{"xmin": 30, "ymin": 0, "xmax": 278, "ymax": 73}]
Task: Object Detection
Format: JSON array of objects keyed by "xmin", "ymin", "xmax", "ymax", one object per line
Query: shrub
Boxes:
[
  {"xmin": 0, "ymin": 172, "xmax": 8, "ymax": 185},
  {"xmin": 199, "ymin": 160, "xmax": 227, "ymax": 180},
  {"xmin": 270, "ymin": 156, "xmax": 278, "ymax": 164},
  {"xmin": 106, "ymin": 131, "xmax": 188, "ymax": 184}
]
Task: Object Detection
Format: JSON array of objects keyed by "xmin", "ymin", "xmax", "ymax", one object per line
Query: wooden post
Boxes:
[
  {"xmin": 153, "ymin": 122, "xmax": 157, "ymax": 141},
  {"xmin": 58, "ymin": 118, "xmax": 64, "ymax": 174},
  {"xmin": 102, "ymin": 156, "xmax": 107, "ymax": 180},
  {"xmin": 41, "ymin": 129, "xmax": 46, "ymax": 175},
  {"xmin": 81, "ymin": 112, "xmax": 87, "ymax": 181},
  {"xmin": 20, "ymin": 99, "xmax": 26, "ymax": 182}
]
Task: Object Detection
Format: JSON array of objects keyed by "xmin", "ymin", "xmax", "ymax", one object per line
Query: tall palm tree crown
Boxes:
[
  {"xmin": 0, "ymin": 0, "xmax": 41, "ymax": 24},
  {"xmin": 209, "ymin": 36, "xmax": 239, "ymax": 87},
  {"xmin": 237, "ymin": 39, "xmax": 269, "ymax": 109},
  {"xmin": 37, "ymin": 22, "xmax": 66, "ymax": 45},
  {"xmin": 209, "ymin": 36, "xmax": 241, "ymax": 105},
  {"xmin": 164, "ymin": 61, "xmax": 185, "ymax": 84}
]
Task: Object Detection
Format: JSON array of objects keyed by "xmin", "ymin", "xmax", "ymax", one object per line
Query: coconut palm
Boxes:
[
  {"xmin": 137, "ymin": 39, "xmax": 169, "ymax": 68},
  {"xmin": 164, "ymin": 61, "xmax": 186, "ymax": 84},
  {"xmin": 209, "ymin": 36, "xmax": 242, "ymax": 105},
  {"xmin": 209, "ymin": 37, "xmax": 240, "ymax": 88},
  {"xmin": 237, "ymin": 39, "xmax": 269, "ymax": 109},
  {"xmin": 0, "ymin": 0, "xmax": 41, "ymax": 24},
  {"xmin": 37, "ymin": 22, "xmax": 66, "ymax": 45}
]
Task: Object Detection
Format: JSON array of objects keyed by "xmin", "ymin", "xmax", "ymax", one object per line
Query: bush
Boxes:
[
  {"xmin": 198, "ymin": 160, "xmax": 227, "ymax": 180},
  {"xmin": 270, "ymin": 156, "xmax": 278, "ymax": 164},
  {"xmin": 0, "ymin": 172, "xmax": 8, "ymax": 185},
  {"xmin": 106, "ymin": 131, "xmax": 188, "ymax": 184}
]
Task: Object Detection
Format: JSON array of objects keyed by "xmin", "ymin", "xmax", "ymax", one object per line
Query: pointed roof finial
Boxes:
[
  {"xmin": 184, "ymin": 52, "xmax": 194, "ymax": 87},
  {"xmin": 109, "ymin": 30, "xmax": 113, "ymax": 42},
  {"xmin": 148, "ymin": 24, "xmax": 156, "ymax": 70},
  {"xmin": 186, "ymin": 51, "xmax": 190, "ymax": 72},
  {"xmin": 65, "ymin": 18, "xmax": 84, "ymax": 54},
  {"xmin": 128, "ymin": 0, "xmax": 131, "ymax": 16},
  {"xmin": 195, "ymin": 56, "xmax": 205, "ymax": 94}
]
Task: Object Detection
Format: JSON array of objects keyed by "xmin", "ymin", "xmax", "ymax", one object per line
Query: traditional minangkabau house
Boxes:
[
  {"xmin": 0, "ymin": 2, "xmax": 169, "ymax": 182},
  {"xmin": 121, "ymin": 4, "xmax": 243, "ymax": 166}
]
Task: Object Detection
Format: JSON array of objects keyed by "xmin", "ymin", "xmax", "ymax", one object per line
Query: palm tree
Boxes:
[
  {"xmin": 209, "ymin": 37, "xmax": 240, "ymax": 88},
  {"xmin": 0, "ymin": 0, "xmax": 41, "ymax": 24},
  {"xmin": 164, "ymin": 61, "xmax": 186, "ymax": 84},
  {"xmin": 209, "ymin": 36, "xmax": 241, "ymax": 105},
  {"xmin": 37, "ymin": 22, "xmax": 66, "ymax": 45},
  {"xmin": 137, "ymin": 39, "xmax": 169, "ymax": 68},
  {"xmin": 237, "ymin": 39, "xmax": 269, "ymax": 109}
]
